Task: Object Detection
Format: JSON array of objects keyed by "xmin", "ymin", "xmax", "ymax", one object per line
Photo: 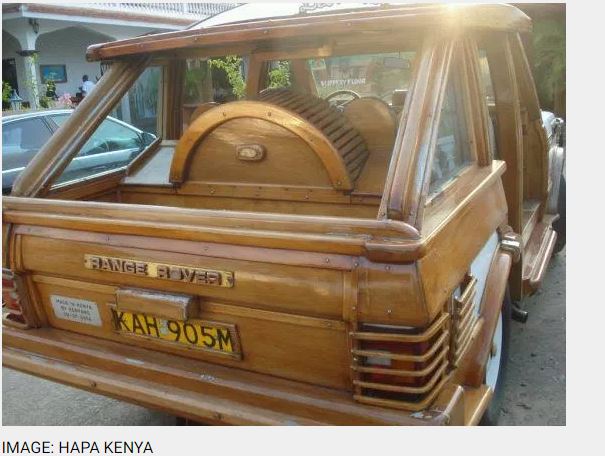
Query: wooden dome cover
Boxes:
[{"xmin": 170, "ymin": 89, "xmax": 369, "ymax": 191}]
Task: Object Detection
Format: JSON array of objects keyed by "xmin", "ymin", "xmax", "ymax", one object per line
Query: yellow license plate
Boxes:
[{"xmin": 111, "ymin": 309, "xmax": 241, "ymax": 358}]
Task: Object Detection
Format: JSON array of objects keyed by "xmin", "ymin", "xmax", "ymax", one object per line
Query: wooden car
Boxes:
[{"xmin": 2, "ymin": 4, "xmax": 565, "ymax": 425}]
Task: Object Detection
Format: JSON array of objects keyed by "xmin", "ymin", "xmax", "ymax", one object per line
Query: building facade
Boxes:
[{"xmin": 2, "ymin": 2, "xmax": 236, "ymax": 108}]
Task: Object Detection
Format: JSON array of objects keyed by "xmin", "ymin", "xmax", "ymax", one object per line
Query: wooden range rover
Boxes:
[{"xmin": 2, "ymin": 4, "xmax": 566, "ymax": 425}]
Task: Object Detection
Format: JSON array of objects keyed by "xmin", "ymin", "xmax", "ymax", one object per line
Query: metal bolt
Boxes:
[
  {"xmin": 325, "ymin": 258, "xmax": 330, "ymax": 263},
  {"xmin": 387, "ymin": 309, "xmax": 392, "ymax": 315}
]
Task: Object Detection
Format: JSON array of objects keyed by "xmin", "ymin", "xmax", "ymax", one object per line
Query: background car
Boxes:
[{"xmin": 2, "ymin": 109, "xmax": 156, "ymax": 193}]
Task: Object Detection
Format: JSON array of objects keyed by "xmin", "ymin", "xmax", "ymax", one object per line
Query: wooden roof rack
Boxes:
[{"xmin": 86, "ymin": 4, "xmax": 531, "ymax": 62}]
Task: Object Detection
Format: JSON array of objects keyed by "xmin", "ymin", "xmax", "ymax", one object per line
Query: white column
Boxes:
[
  {"xmin": 8, "ymin": 24, "xmax": 41, "ymax": 109},
  {"xmin": 18, "ymin": 51, "xmax": 40, "ymax": 109}
]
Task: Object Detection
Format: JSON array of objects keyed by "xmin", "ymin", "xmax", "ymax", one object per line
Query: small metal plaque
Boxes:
[
  {"xmin": 236, "ymin": 144, "xmax": 265, "ymax": 161},
  {"xmin": 84, "ymin": 255, "xmax": 234, "ymax": 288},
  {"xmin": 51, "ymin": 295, "xmax": 102, "ymax": 326}
]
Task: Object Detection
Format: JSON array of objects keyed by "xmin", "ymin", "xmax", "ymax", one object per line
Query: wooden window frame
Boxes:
[
  {"xmin": 379, "ymin": 33, "xmax": 493, "ymax": 231},
  {"xmin": 415, "ymin": 37, "xmax": 493, "ymax": 234}
]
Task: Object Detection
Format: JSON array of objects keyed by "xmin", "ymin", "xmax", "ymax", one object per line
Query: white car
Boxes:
[{"xmin": 2, "ymin": 109, "xmax": 155, "ymax": 193}]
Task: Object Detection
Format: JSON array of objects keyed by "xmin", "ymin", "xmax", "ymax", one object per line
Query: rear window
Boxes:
[
  {"xmin": 2, "ymin": 117, "xmax": 53, "ymax": 191},
  {"xmin": 2, "ymin": 118, "xmax": 52, "ymax": 157}
]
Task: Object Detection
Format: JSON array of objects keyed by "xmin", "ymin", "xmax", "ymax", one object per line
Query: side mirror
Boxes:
[{"xmin": 141, "ymin": 131, "xmax": 156, "ymax": 147}]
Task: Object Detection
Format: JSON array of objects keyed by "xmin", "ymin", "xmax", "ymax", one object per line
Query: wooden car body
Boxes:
[{"xmin": 2, "ymin": 4, "xmax": 563, "ymax": 425}]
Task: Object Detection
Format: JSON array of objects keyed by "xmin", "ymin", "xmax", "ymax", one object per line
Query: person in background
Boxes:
[{"xmin": 81, "ymin": 75, "xmax": 96, "ymax": 97}]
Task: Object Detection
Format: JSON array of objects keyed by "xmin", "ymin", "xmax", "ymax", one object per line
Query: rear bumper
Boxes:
[{"xmin": 2, "ymin": 326, "xmax": 490, "ymax": 425}]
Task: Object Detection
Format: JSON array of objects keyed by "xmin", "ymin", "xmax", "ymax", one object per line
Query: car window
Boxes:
[
  {"xmin": 184, "ymin": 55, "xmax": 247, "ymax": 104},
  {"xmin": 53, "ymin": 66, "xmax": 160, "ymax": 186},
  {"xmin": 2, "ymin": 118, "xmax": 53, "ymax": 170},
  {"xmin": 308, "ymin": 52, "xmax": 416, "ymax": 104},
  {"xmin": 88, "ymin": 119, "xmax": 141, "ymax": 154},
  {"xmin": 52, "ymin": 115, "xmax": 140, "ymax": 155},
  {"xmin": 428, "ymin": 70, "xmax": 474, "ymax": 196}
]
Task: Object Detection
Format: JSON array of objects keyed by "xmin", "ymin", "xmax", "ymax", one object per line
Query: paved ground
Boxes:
[
  {"xmin": 499, "ymin": 248, "xmax": 566, "ymax": 425},
  {"xmin": 2, "ymin": 250, "xmax": 565, "ymax": 426}
]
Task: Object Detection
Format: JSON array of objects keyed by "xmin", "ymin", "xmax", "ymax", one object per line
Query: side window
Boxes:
[
  {"xmin": 478, "ymin": 50, "xmax": 495, "ymax": 102},
  {"xmin": 183, "ymin": 56, "xmax": 247, "ymax": 128},
  {"xmin": 2, "ymin": 118, "xmax": 53, "ymax": 170},
  {"xmin": 478, "ymin": 49, "xmax": 498, "ymax": 158},
  {"xmin": 54, "ymin": 66, "xmax": 160, "ymax": 186},
  {"xmin": 428, "ymin": 69, "xmax": 474, "ymax": 196},
  {"xmin": 184, "ymin": 56, "xmax": 247, "ymax": 104},
  {"xmin": 265, "ymin": 60, "xmax": 292, "ymax": 89},
  {"xmin": 84, "ymin": 119, "xmax": 141, "ymax": 155}
]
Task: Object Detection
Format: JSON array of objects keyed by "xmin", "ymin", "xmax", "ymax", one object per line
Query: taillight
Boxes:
[
  {"xmin": 350, "ymin": 313, "xmax": 450, "ymax": 411},
  {"xmin": 2, "ymin": 268, "xmax": 26, "ymax": 324}
]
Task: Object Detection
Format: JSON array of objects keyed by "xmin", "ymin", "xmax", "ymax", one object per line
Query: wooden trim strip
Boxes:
[
  {"xmin": 352, "ymin": 346, "xmax": 448, "ymax": 377},
  {"xmin": 456, "ymin": 276, "xmax": 478, "ymax": 306},
  {"xmin": 31, "ymin": 275, "xmax": 116, "ymax": 294},
  {"xmin": 2, "ymin": 347, "xmax": 322, "ymax": 426},
  {"xmin": 351, "ymin": 331, "xmax": 449, "ymax": 363},
  {"xmin": 528, "ymin": 228, "xmax": 557, "ymax": 287},
  {"xmin": 379, "ymin": 33, "xmax": 441, "ymax": 221},
  {"xmin": 125, "ymin": 137, "xmax": 163, "ymax": 177},
  {"xmin": 354, "ymin": 375, "xmax": 450, "ymax": 413},
  {"xmin": 19, "ymin": 227, "xmax": 355, "ymax": 271},
  {"xmin": 202, "ymin": 302, "xmax": 346, "ymax": 331},
  {"xmin": 354, "ymin": 362, "xmax": 447, "ymax": 395},
  {"xmin": 351, "ymin": 313, "xmax": 449, "ymax": 343},
  {"xmin": 3, "ymin": 196, "xmax": 419, "ymax": 238}
]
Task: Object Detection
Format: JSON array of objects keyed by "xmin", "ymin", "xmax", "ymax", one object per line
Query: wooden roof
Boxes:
[{"xmin": 86, "ymin": 3, "xmax": 531, "ymax": 62}]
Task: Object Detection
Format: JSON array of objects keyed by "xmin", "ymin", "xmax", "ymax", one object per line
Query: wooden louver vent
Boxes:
[
  {"xmin": 450, "ymin": 275, "xmax": 479, "ymax": 367},
  {"xmin": 349, "ymin": 313, "xmax": 450, "ymax": 411},
  {"xmin": 257, "ymin": 89, "xmax": 370, "ymax": 181}
]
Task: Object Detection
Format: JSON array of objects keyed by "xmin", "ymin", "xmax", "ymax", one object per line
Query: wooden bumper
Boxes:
[{"xmin": 2, "ymin": 326, "xmax": 489, "ymax": 425}]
